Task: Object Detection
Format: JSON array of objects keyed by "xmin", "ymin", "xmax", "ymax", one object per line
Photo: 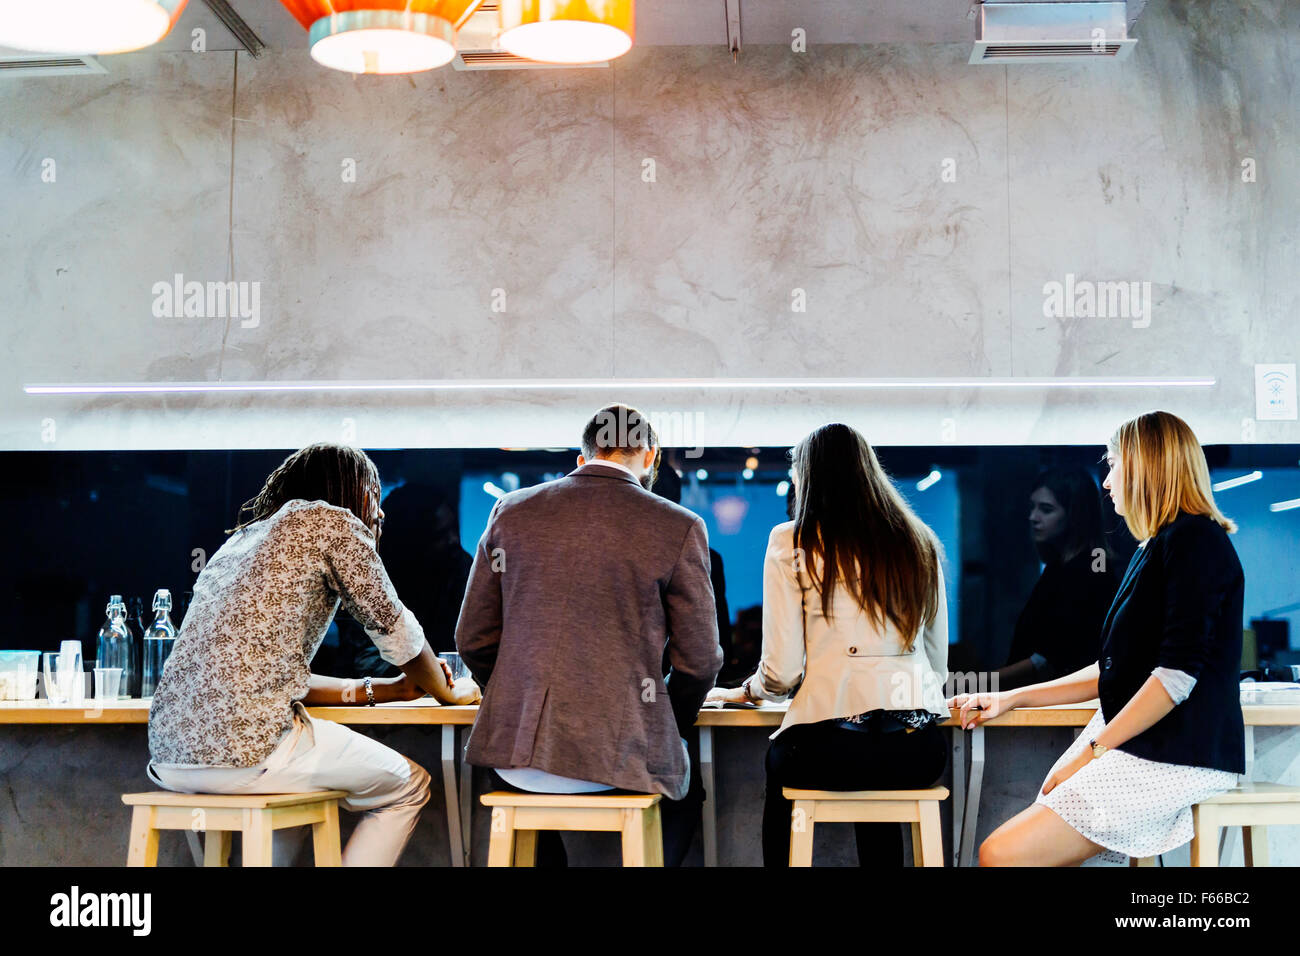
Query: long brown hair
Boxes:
[
  {"xmin": 230, "ymin": 442, "xmax": 380, "ymax": 535},
  {"xmin": 1107, "ymin": 411, "xmax": 1235, "ymax": 541},
  {"xmin": 791, "ymin": 424, "xmax": 941, "ymax": 649}
]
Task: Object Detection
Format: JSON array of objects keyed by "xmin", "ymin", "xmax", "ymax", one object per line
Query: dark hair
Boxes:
[
  {"xmin": 231, "ymin": 442, "xmax": 379, "ymax": 534},
  {"xmin": 581, "ymin": 404, "xmax": 661, "ymax": 482},
  {"xmin": 1030, "ymin": 467, "xmax": 1107, "ymax": 563},
  {"xmin": 790, "ymin": 423, "xmax": 941, "ymax": 649}
]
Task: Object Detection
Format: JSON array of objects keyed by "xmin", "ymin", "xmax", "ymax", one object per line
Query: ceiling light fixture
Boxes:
[
  {"xmin": 497, "ymin": 0, "xmax": 633, "ymax": 64},
  {"xmin": 0, "ymin": 0, "xmax": 187, "ymax": 54},
  {"xmin": 280, "ymin": 1, "xmax": 483, "ymax": 74},
  {"xmin": 1211, "ymin": 471, "xmax": 1263, "ymax": 493}
]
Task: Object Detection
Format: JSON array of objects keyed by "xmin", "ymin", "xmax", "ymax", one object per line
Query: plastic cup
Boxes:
[{"xmin": 94, "ymin": 667, "xmax": 122, "ymax": 701}]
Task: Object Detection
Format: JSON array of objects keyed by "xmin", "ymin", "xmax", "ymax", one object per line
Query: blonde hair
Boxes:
[{"xmin": 1107, "ymin": 411, "xmax": 1236, "ymax": 541}]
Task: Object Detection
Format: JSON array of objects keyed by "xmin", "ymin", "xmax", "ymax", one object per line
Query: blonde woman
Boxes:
[{"xmin": 953, "ymin": 411, "xmax": 1244, "ymax": 866}]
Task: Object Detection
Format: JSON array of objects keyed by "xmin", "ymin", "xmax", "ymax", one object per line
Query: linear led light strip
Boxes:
[{"xmin": 24, "ymin": 376, "xmax": 1217, "ymax": 395}]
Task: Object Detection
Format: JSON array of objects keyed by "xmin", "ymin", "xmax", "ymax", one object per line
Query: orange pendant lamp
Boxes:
[
  {"xmin": 0, "ymin": 0, "xmax": 187, "ymax": 54},
  {"xmin": 498, "ymin": 0, "xmax": 634, "ymax": 64},
  {"xmin": 280, "ymin": 1, "xmax": 484, "ymax": 74}
]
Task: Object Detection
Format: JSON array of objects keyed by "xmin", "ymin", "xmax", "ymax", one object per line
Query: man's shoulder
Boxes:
[{"xmin": 492, "ymin": 474, "xmax": 701, "ymax": 530}]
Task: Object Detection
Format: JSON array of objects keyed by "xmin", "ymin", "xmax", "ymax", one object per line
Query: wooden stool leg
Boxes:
[
  {"xmin": 486, "ymin": 807, "xmax": 517, "ymax": 867},
  {"xmin": 917, "ymin": 801, "xmax": 944, "ymax": 867},
  {"xmin": 204, "ymin": 830, "xmax": 232, "ymax": 867},
  {"xmin": 643, "ymin": 805, "xmax": 664, "ymax": 867},
  {"xmin": 789, "ymin": 800, "xmax": 815, "ymax": 867},
  {"xmin": 1130, "ymin": 855, "xmax": 1157, "ymax": 867},
  {"xmin": 620, "ymin": 806, "xmax": 663, "ymax": 867},
  {"xmin": 312, "ymin": 801, "xmax": 342, "ymax": 867},
  {"xmin": 1243, "ymin": 825, "xmax": 1268, "ymax": 867},
  {"xmin": 513, "ymin": 829, "xmax": 538, "ymax": 867},
  {"xmin": 1190, "ymin": 805, "xmax": 1219, "ymax": 867},
  {"xmin": 242, "ymin": 808, "xmax": 274, "ymax": 867},
  {"xmin": 126, "ymin": 806, "xmax": 159, "ymax": 867},
  {"xmin": 910, "ymin": 821, "xmax": 923, "ymax": 866}
]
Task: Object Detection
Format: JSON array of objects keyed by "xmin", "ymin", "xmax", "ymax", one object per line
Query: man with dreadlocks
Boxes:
[{"xmin": 147, "ymin": 442, "xmax": 479, "ymax": 866}]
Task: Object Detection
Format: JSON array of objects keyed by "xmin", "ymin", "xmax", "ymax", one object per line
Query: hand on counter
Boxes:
[
  {"xmin": 950, "ymin": 691, "xmax": 1012, "ymax": 729},
  {"xmin": 706, "ymin": 684, "xmax": 751, "ymax": 705}
]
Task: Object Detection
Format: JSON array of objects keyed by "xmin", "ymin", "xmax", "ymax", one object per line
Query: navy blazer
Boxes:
[{"xmin": 1097, "ymin": 511, "xmax": 1245, "ymax": 774}]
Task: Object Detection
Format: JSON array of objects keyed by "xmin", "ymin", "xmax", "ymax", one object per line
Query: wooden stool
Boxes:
[
  {"xmin": 1189, "ymin": 782, "xmax": 1300, "ymax": 867},
  {"xmin": 122, "ymin": 790, "xmax": 347, "ymax": 867},
  {"xmin": 783, "ymin": 787, "xmax": 949, "ymax": 866},
  {"xmin": 480, "ymin": 792, "xmax": 663, "ymax": 867}
]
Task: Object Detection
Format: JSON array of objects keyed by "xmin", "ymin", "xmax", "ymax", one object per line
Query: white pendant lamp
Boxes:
[
  {"xmin": 308, "ymin": 10, "xmax": 457, "ymax": 74},
  {"xmin": 0, "ymin": 0, "xmax": 187, "ymax": 54},
  {"xmin": 280, "ymin": 2, "xmax": 484, "ymax": 75},
  {"xmin": 498, "ymin": 0, "xmax": 634, "ymax": 64}
]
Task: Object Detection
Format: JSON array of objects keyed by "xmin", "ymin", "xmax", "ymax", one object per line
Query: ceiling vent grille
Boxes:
[
  {"xmin": 971, "ymin": 2, "xmax": 1137, "ymax": 64},
  {"xmin": 452, "ymin": 0, "xmax": 609, "ymax": 70},
  {"xmin": 0, "ymin": 54, "xmax": 107, "ymax": 78}
]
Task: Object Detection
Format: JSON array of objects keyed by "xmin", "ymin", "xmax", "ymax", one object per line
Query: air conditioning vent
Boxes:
[
  {"xmin": 971, "ymin": 2, "xmax": 1137, "ymax": 64},
  {"xmin": 452, "ymin": 0, "xmax": 609, "ymax": 70},
  {"xmin": 0, "ymin": 53, "xmax": 107, "ymax": 78}
]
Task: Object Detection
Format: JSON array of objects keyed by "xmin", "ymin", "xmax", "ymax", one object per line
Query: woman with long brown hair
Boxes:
[
  {"xmin": 708, "ymin": 423, "xmax": 950, "ymax": 866},
  {"xmin": 955, "ymin": 411, "xmax": 1244, "ymax": 866},
  {"xmin": 148, "ymin": 443, "xmax": 480, "ymax": 866}
]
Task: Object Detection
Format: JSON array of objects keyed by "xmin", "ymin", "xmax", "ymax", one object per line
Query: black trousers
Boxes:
[
  {"xmin": 763, "ymin": 719, "xmax": 947, "ymax": 867},
  {"xmin": 488, "ymin": 728, "xmax": 704, "ymax": 867}
]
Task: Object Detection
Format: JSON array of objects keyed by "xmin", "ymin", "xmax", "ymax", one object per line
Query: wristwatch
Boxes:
[
  {"xmin": 1089, "ymin": 738, "xmax": 1109, "ymax": 759},
  {"xmin": 741, "ymin": 677, "xmax": 757, "ymax": 703},
  {"xmin": 363, "ymin": 676, "xmax": 376, "ymax": 706}
]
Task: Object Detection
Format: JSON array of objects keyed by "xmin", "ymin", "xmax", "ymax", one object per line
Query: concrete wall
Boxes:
[{"xmin": 2, "ymin": 0, "xmax": 1296, "ymax": 452}]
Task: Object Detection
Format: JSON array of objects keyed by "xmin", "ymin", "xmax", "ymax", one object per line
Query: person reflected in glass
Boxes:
[{"xmin": 997, "ymin": 468, "xmax": 1120, "ymax": 691}]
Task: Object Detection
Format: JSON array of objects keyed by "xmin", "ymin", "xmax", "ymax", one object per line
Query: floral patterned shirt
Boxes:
[{"xmin": 148, "ymin": 499, "xmax": 426, "ymax": 768}]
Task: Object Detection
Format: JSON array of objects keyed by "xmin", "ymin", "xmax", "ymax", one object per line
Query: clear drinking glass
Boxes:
[
  {"xmin": 442, "ymin": 652, "xmax": 467, "ymax": 682},
  {"xmin": 42, "ymin": 652, "xmax": 78, "ymax": 705}
]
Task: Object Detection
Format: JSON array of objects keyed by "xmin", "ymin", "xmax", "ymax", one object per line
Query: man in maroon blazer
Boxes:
[{"xmin": 456, "ymin": 404, "xmax": 723, "ymax": 866}]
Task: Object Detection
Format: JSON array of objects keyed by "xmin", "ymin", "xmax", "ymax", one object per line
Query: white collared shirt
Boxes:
[{"xmin": 584, "ymin": 457, "xmax": 637, "ymax": 479}]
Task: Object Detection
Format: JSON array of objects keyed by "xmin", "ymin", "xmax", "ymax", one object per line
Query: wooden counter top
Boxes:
[{"xmin": 4, "ymin": 698, "xmax": 1299, "ymax": 727}]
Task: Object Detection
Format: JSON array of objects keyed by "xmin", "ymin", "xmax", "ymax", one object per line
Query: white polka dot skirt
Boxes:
[{"xmin": 1034, "ymin": 711, "xmax": 1239, "ymax": 863}]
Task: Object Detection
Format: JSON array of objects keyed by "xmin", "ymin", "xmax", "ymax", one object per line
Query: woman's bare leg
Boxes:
[{"xmin": 979, "ymin": 804, "xmax": 1104, "ymax": 867}]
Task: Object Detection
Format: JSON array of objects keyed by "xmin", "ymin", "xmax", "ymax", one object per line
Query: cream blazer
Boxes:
[{"xmin": 752, "ymin": 521, "xmax": 950, "ymax": 737}]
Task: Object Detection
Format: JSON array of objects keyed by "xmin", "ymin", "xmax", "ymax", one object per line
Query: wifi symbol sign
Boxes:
[
  {"xmin": 1256, "ymin": 364, "xmax": 1298, "ymax": 421},
  {"xmin": 1263, "ymin": 370, "xmax": 1290, "ymax": 397}
]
